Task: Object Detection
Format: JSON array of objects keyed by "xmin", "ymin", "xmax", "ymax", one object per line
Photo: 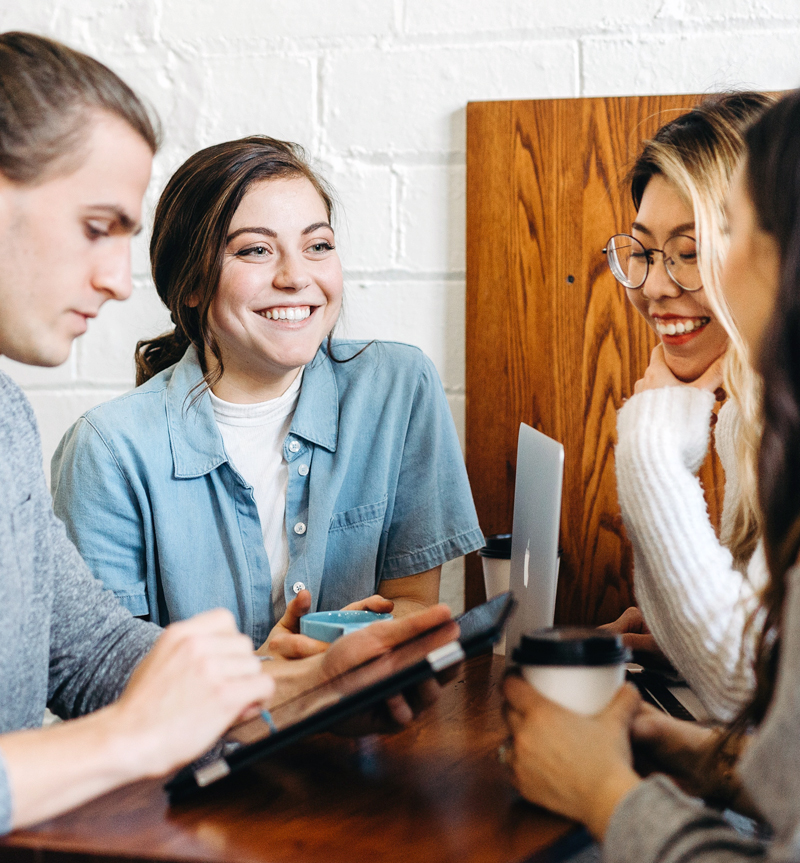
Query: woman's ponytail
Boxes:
[{"xmin": 135, "ymin": 328, "xmax": 192, "ymax": 386}]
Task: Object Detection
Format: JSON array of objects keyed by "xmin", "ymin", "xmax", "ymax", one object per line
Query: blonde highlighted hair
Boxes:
[{"xmin": 630, "ymin": 92, "xmax": 773, "ymax": 567}]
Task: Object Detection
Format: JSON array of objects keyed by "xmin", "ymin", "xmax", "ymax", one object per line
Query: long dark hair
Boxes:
[
  {"xmin": 731, "ymin": 90, "xmax": 800, "ymax": 731},
  {"xmin": 137, "ymin": 136, "xmax": 339, "ymax": 388},
  {"xmin": 0, "ymin": 31, "xmax": 158, "ymax": 182}
]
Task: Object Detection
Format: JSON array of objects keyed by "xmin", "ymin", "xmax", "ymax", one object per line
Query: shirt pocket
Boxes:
[
  {"xmin": 328, "ymin": 495, "xmax": 389, "ymax": 533},
  {"xmin": 326, "ymin": 495, "xmax": 389, "ymax": 590}
]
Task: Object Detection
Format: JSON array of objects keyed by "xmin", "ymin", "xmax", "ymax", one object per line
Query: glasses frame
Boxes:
[{"xmin": 602, "ymin": 233, "xmax": 702, "ymax": 293}]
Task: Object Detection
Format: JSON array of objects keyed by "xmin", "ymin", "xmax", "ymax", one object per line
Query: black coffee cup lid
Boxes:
[
  {"xmin": 478, "ymin": 533, "xmax": 512, "ymax": 560},
  {"xmin": 511, "ymin": 627, "xmax": 631, "ymax": 667}
]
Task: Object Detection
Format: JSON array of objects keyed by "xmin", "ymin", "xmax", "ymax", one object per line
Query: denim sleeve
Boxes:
[
  {"xmin": 381, "ymin": 354, "xmax": 484, "ymax": 578},
  {"xmin": 51, "ymin": 417, "xmax": 150, "ymax": 618},
  {"xmin": 0, "ymin": 748, "xmax": 10, "ymax": 835}
]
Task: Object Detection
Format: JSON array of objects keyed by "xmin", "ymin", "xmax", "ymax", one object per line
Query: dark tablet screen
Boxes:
[{"xmin": 166, "ymin": 592, "xmax": 514, "ymax": 800}]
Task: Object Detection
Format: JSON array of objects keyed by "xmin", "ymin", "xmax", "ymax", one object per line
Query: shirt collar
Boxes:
[
  {"xmin": 165, "ymin": 346, "xmax": 229, "ymax": 478},
  {"xmin": 165, "ymin": 345, "xmax": 339, "ymax": 478},
  {"xmin": 290, "ymin": 347, "xmax": 339, "ymax": 453}
]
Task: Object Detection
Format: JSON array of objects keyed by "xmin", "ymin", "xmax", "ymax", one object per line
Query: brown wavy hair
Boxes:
[
  {"xmin": 136, "ymin": 136, "xmax": 337, "ymax": 390},
  {"xmin": 729, "ymin": 90, "xmax": 800, "ymax": 733},
  {"xmin": 0, "ymin": 31, "xmax": 158, "ymax": 182}
]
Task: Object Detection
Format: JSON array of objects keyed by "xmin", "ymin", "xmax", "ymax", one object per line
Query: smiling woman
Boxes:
[
  {"xmin": 601, "ymin": 92, "xmax": 774, "ymax": 721},
  {"xmin": 50, "ymin": 136, "xmax": 483, "ymax": 657}
]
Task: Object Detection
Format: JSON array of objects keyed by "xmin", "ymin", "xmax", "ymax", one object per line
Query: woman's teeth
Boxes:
[
  {"xmin": 259, "ymin": 306, "xmax": 312, "ymax": 321},
  {"xmin": 654, "ymin": 316, "xmax": 710, "ymax": 336}
]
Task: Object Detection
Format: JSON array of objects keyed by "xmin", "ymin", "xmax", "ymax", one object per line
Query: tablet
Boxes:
[{"xmin": 165, "ymin": 592, "xmax": 515, "ymax": 802}]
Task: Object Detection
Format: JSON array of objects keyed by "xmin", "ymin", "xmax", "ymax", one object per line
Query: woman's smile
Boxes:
[
  {"xmin": 651, "ymin": 313, "xmax": 711, "ymax": 342},
  {"xmin": 255, "ymin": 304, "xmax": 314, "ymax": 322}
]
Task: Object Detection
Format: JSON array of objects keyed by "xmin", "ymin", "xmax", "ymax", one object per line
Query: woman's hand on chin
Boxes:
[
  {"xmin": 502, "ymin": 676, "xmax": 642, "ymax": 840},
  {"xmin": 259, "ymin": 590, "xmax": 395, "ymax": 660},
  {"xmin": 634, "ymin": 344, "xmax": 725, "ymax": 395}
]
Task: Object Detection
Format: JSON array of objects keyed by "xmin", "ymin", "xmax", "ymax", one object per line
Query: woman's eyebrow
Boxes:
[
  {"xmin": 631, "ymin": 220, "xmax": 695, "ymax": 238},
  {"xmin": 302, "ymin": 221, "xmax": 333, "ymax": 235},
  {"xmin": 227, "ymin": 226, "xmax": 277, "ymax": 242}
]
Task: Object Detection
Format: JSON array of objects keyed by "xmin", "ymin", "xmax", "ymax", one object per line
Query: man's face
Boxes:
[{"xmin": 0, "ymin": 112, "xmax": 153, "ymax": 366}]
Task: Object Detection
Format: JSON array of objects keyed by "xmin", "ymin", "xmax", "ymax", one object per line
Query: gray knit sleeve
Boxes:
[
  {"xmin": 0, "ymin": 748, "xmax": 10, "ymax": 835},
  {"xmin": 604, "ymin": 775, "xmax": 767, "ymax": 863},
  {"xmin": 45, "ymin": 506, "xmax": 161, "ymax": 718},
  {"xmin": 0, "ymin": 373, "xmax": 160, "ymax": 719}
]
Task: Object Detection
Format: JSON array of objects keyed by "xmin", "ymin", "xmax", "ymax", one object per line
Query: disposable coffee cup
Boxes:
[
  {"xmin": 511, "ymin": 627, "xmax": 631, "ymax": 715},
  {"xmin": 479, "ymin": 534, "xmax": 512, "ymax": 654}
]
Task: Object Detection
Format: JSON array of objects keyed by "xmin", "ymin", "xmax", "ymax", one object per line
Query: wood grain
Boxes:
[
  {"xmin": 465, "ymin": 95, "xmax": 725, "ymax": 623},
  {"xmin": 0, "ymin": 655, "xmax": 575, "ymax": 863}
]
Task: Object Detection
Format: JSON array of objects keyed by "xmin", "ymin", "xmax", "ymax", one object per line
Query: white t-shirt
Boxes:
[{"xmin": 210, "ymin": 371, "xmax": 303, "ymax": 619}]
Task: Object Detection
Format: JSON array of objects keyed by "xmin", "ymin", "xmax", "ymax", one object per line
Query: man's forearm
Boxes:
[{"xmin": 0, "ymin": 706, "xmax": 146, "ymax": 831}]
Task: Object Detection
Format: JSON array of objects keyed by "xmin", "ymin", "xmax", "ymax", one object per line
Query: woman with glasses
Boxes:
[
  {"xmin": 502, "ymin": 86, "xmax": 800, "ymax": 863},
  {"xmin": 602, "ymin": 92, "xmax": 772, "ymax": 721}
]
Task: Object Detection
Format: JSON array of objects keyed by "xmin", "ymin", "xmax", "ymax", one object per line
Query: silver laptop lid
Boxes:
[{"xmin": 505, "ymin": 423, "xmax": 564, "ymax": 662}]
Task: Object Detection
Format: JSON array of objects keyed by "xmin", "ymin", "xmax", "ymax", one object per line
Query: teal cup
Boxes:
[{"xmin": 299, "ymin": 610, "xmax": 393, "ymax": 643}]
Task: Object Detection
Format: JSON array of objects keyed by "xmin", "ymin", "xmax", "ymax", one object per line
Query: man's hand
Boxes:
[
  {"xmin": 110, "ymin": 608, "xmax": 276, "ymax": 777},
  {"xmin": 260, "ymin": 590, "xmax": 395, "ymax": 660},
  {"xmin": 0, "ymin": 608, "xmax": 277, "ymax": 830}
]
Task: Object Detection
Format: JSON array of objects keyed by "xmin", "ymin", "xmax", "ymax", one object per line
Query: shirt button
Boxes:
[
  {"xmin": 288, "ymin": 440, "xmax": 301, "ymax": 453},
  {"xmin": 292, "ymin": 581, "xmax": 306, "ymax": 595},
  {"xmin": 298, "ymin": 464, "xmax": 309, "ymax": 476},
  {"xmin": 293, "ymin": 522, "xmax": 307, "ymax": 535}
]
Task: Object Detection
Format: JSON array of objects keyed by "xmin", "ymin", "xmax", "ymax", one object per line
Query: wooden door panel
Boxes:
[{"xmin": 466, "ymin": 94, "xmax": 723, "ymax": 624}]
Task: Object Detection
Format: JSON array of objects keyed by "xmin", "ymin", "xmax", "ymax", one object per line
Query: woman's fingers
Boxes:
[
  {"xmin": 385, "ymin": 693, "xmax": 414, "ymax": 726},
  {"xmin": 277, "ymin": 590, "xmax": 313, "ymax": 634},
  {"xmin": 342, "ymin": 594, "xmax": 395, "ymax": 613},
  {"xmin": 693, "ymin": 355, "xmax": 725, "ymax": 392},
  {"xmin": 602, "ymin": 683, "xmax": 642, "ymax": 726},
  {"xmin": 269, "ymin": 632, "xmax": 329, "ymax": 659},
  {"xmin": 599, "ymin": 606, "xmax": 647, "ymax": 634}
]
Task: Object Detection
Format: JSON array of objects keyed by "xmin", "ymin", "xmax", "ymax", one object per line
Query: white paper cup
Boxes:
[
  {"xmin": 479, "ymin": 534, "xmax": 512, "ymax": 655},
  {"xmin": 512, "ymin": 628, "xmax": 630, "ymax": 715},
  {"xmin": 482, "ymin": 556, "xmax": 511, "ymax": 600}
]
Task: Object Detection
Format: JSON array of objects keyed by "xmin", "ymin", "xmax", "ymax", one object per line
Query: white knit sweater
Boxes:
[{"xmin": 615, "ymin": 387, "xmax": 768, "ymax": 721}]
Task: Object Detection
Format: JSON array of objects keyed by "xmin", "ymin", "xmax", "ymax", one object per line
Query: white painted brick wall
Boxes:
[{"xmin": 1, "ymin": 0, "xmax": 799, "ymax": 613}]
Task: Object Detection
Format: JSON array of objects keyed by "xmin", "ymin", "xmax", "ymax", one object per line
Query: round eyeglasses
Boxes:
[{"xmin": 602, "ymin": 233, "xmax": 702, "ymax": 292}]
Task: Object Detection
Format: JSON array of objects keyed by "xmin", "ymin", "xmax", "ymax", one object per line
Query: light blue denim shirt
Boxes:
[{"xmin": 51, "ymin": 341, "xmax": 483, "ymax": 646}]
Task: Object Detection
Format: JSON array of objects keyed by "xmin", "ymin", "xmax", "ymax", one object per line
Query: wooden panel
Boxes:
[{"xmin": 465, "ymin": 95, "xmax": 725, "ymax": 624}]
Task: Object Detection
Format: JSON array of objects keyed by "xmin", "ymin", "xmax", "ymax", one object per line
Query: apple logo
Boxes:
[{"xmin": 523, "ymin": 538, "xmax": 531, "ymax": 588}]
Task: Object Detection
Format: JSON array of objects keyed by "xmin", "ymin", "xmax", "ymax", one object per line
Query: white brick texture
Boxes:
[{"xmin": 2, "ymin": 0, "xmax": 800, "ymax": 608}]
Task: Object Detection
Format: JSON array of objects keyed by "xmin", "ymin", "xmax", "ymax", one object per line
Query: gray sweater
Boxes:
[
  {"xmin": 605, "ymin": 565, "xmax": 800, "ymax": 862},
  {"xmin": 0, "ymin": 373, "xmax": 159, "ymax": 833}
]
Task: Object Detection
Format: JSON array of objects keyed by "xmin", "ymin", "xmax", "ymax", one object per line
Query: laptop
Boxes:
[
  {"xmin": 503, "ymin": 424, "xmax": 699, "ymax": 721},
  {"xmin": 505, "ymin": 423, "xmax": 564, "ymax": 663}
]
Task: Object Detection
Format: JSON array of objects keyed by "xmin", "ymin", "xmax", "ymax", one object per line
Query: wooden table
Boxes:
[{"xmin": 0, "ymin": 654, "xmax": 585, "ymax": 863}]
